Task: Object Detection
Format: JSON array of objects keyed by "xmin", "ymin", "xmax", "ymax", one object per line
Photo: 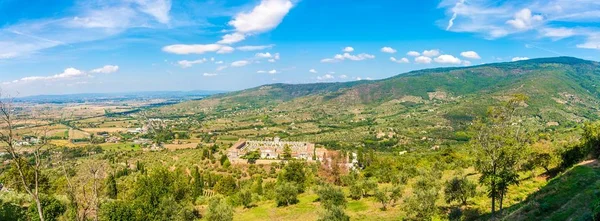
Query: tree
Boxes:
[
  {"xmin": 28, "ymin": 195, "xmax": 66, "ymax": 221},
  {"xmin": 214, "ymin": 175, "xmax": 237, "ymax": 195},
  {"xmin": 251, "ymin": 176, "xmax": 263, "ymax": 195},
  {"xmin": 444, "ymin": 176, "xmax": 476, "ymax": 206},
  {"xmin": 374, "ymin": 188, "xmax": 390, "ymax": 211},
  {"xmin": 318, "ymin": 206, "xmax": 350, "ymax": 221},
  {"xmin": 106, "ymin": 173, "xmax": 118, "ymax": 199},
  {"xmin": 471, "ymin": 95, "xmax": 529, "ymax": 215},
  {"xmin": 406, "ymin": 171, "xmax": 441, "ymax": 219},
  {"xmin": 244, "ymin": 150, "xmax": 261, "ymax": 164},
  {"xmin": 283, "ymin": 145, "xmax": 292, "ymax": 160},
  {"xmin": 316, "ymin": 184, "xmax": 347, "ymax": 210},
  {"xmin": 99, "ymin": 201, "xmax": 135, "ymax": 221},
  {"xmin": 191, "ymin": 167, "xmax": 204, "ymax": 198},
  {"xmin": 239, "ymin": 189, "xmax": 253, "ymax": 208},
  {"xmin": 281, "ymin": 160, "xmax": 307, "ymax": 192},
  {"xmin": 206, "ymin": 196, "xmax": 233, "ymax": 221},
  {"xmin": 0, "ymin": 96, "xmax": 52, "ymax": 221},
  {"xmin": 275, "ymin": 182, "xmax": 299, "ymax": 207},
  {"xmin": 374, "ymin": 185, "xmax": 402, "ymax": 211}
]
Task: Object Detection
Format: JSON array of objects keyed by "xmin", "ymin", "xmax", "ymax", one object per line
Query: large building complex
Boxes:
[{"xmin": 228, "ymin": 137, "xmax": 322, "ymax": 161}]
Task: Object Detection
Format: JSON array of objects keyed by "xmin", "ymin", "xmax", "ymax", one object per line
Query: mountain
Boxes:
[{"xmin": 160, "ymin": 57, "xmax": 600, "ymax": 146}]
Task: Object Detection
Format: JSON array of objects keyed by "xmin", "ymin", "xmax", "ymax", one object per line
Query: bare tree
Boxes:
[{"xmin": 0, "ymin": 93, "xmax": 52, "ymax": 221}]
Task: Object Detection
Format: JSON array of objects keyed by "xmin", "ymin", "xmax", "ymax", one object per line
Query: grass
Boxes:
[
  {"xmin": 100, "ymin": 143, "xmax": 142, "ymax": 151},
  {"xmin": 500, "ymin": 161, "xmax": 600, "ymax": 220}
]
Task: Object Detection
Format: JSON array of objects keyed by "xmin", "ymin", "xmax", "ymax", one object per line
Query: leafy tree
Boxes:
[
  {"xmin": 251, "ymin": 176, "xmax": 263, "ymax": 195},
  {"xmin": 0, "ymin": 199, "xmax": 26, "ymax": 221},
  {"xmin": 283, "ymin": 145, "xmax": 292, "ymax": 160},
  {"xmin": 214, "ymin": 175, "xmax": 237, "ymax": 195},
  {"xmin": 220, "ymin": 154, "xmax": 228, "ymax": 166},
  {"xmin": 28, "ymin": 195, "xmax": 66, "ymax": 221},
  {"xmin": 275, "ymin": 182, "xmax": 299, "ymax": 207},
  {"xmin": 406, "ymin": 171, "xmax": 441, "ymax": 220},
  {"xmin": 281, "ymin": 161, "xmax": 306, "ymax": 192},
  {"xmin": 106, "ymin": 173, "xmax": 118, "ymax": 199},
  {"xmin": 100, "ymin": 201, "xmax": 135, "ymax": 221},
  {"xmin": 239, "ymin": 189, "xmax": 253, "ymax": 208},
  {"xmin": 318, "ymin": 206, "xmax": 350, "ymax": 221},
  {"xmin": 191, "ymin": 167, "xmax": 204, "ymax": 198},
  {"xmin": 374, "ymin": 185, "xmax": 402, "ymax": 211},
  {"xmin": 244, "ymin": 150, "xmax": 261, "ymax": 164},
  {"xmin": 315, "ymin": 184, "xmax": 347, "ymax": 210},
  {"xmin": 444, "ymin": 176, "xmax": 476, "ymax": 205},
  {"xmin": 471, "ymin": 95, "xmax": 529, "ymax": 214},
  {"xmin": 206, "ymin": 196, "xmax": 233, "ymax": 221},
  {"xmin": 349, "ymin": 183, "xmax": 363, "ymax": 200}
]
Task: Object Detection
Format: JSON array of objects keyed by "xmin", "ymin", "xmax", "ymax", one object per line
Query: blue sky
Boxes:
[{"xmin": 0, "ymin": 0, "xmax": 599, "ymax": 96}]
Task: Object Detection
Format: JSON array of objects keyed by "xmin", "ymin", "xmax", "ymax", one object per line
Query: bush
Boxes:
[
  {"xmin": 27, "ymin": 195, "xmax": 66, "ymax": 221},
  {"xmin": 0, "ymin": 199, "xmax": 26, "ymax": 221},
  {"xmin": 100, "ymin": 200, "xmax": 135, "ymax": 221},
  {"xmin": 275, "ymin": 182, "xmax": 299, "ymax": 207},
  {"xmin": 206, "ymin": 196, "xmax": 233, "ymax": 221}
]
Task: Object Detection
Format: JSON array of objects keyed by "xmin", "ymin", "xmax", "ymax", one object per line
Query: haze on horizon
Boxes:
[{"xmin": 0, "ymin": 0, "xmax": 599, "ymax": 97}]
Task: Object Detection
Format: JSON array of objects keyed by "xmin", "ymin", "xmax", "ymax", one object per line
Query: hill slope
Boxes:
[
  {"xmin": 158, "ymin": 57, "xmax": 600, "ymax": 147},
  {"xmin": 500, "ymin": 161, "xmax": 600, "ymax": 220}
]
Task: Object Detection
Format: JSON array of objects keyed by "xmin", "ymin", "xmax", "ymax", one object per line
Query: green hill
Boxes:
[{"xmin": 499, "ymin": 161, "xmax": 600, "ymax": 220}]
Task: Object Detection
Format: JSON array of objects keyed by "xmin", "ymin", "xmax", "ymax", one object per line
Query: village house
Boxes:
[{"xmin": 228, "ymin": 137, "xmax": 323, "ymax": 162}]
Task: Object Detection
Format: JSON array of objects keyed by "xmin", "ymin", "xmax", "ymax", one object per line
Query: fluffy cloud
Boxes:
[
  {"xmin": 434, "ymin": 54, "xmax": 462, "ymax": 64},
  {"xmin": 255, "ymin": 52, "xmax": 272, "ymax": 58},
  {"xmin": 511, "ymin": 57, "xmax": 529, "ymax": 61},
  {"xmin": 5, "ymin": 65, "xmax": 118, "ymax": 84},
  {"xmin": 203, "ymin": 73, "xmax": 217, "ymax": 77},
  {"xmin": 223, "ymin": 0, "xmax": 293, "ymax": 44},
  {"xmin": 267, "ymin": 53, "xmax": 280, "ymax": 62},
  {"xmin": 216, "ymin": 66, "xmax": 228, "ymax": 71},
  {"xmin": 542, "ymin": 28, "xmax": 575, "ymax": 39},
  {"xmin": 163, "ymin": 44, "xmax": 233, "ymax": 54},
  {"xmin": 231, "ymin": 60, "xmax": 250, "ymax": 67},
  {"xmin": 343, "ymin": 47, "xmax": 354, "ymax": 52},
  {"xmin": 237, "ymin": 44, "xmax": 275, "ymax": 51},
  {"xmin": 381, "ymin": 47, "xmax": 397, "ymax": 54},
  {"xmin": 422, "ymin": 49, "xmax": 440, "ymax": 57},
  {"xmin": 268, "ymin": 69, "xmax": 278, "ymax": 74},
  {"xmin": 0, "ymin": 0, "xmax": 173, "ymax": 59},
  {"xmin": 309, "ymin": 69, "xmax": 317, "ymax": 73},
  {"xmin": 390, "ymin": 57, "xmax": 409, "ymax": 63},
  {"xmin": 506, "ymin": 9, "xmax": 543, "ymax": 30},
  {"xmin": 407, "ymin": 51, "xmax": 420, "ymax": 57},
  {"xmin": 460, "ymin": 51, "xmax": 481, "ymax": 59},
  {"xmin": 177, "ymin": 59, "xmax": 206, "ymax": 68},
  {"xmin": 218, "ymin": 33, "xmax": 246, "ymax": 44},
  {"xmin": 317, "ymin": 74, "xmax": 335, "ymax": 80},
  {"xmin": 321, "ymin": 53, "xmax": 375, "ymax": 63},
  {"xmin": 90, "ymin": 65, "xmax": 120, "ymax": 74},
  {"xmin": 414, "ymin": 56, "xmax": 432, "ymax": 64}
]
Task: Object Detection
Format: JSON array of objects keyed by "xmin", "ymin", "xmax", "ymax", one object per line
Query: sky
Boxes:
[{"xmin": 0, "ymin": 0, "xmax": 599, "ymax": 96}]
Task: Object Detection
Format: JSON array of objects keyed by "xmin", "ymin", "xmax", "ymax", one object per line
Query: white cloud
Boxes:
[
  {"xmin": 163, "ymin": 44, "xmax": 229, "ymax": 54},
  {"xmin": 511, "ymin": 57, "xmax": 529, "ymax": 61},
  {"xmin": 577, "ymin": 34, "xmax": 600, "ymax": 50},
  {"xmin": 414, "ymin": 56, "xmax": 432, "ymax": 64},
  {"xmin": 218, "ymin": 33, "xmax": 246, "ymax": 44},
  {"xmin": 133, "ymin": 0, "xmax": 172, "ymax": 24},
  {"xmin": 506, "ymin": 8, "xmax": 543, "ymax": 30},
  {"xmin": 90, "ymin": 65, "xmax": 119, "ymax": 74},
  {"xmin": 422, "ymin": 49, "xmax": 440, "ymax": 57},
  {"xmin": 177, "ymin": 59, "xmax": 206, "ymax": 68},
  {"xmin": 407, "ymin": 51, "xmax": 420, "ymax": 57},
  {"xmin": 216, "ymin": 66, "xmax": 228, "ymax": 71},
  {"xmin": 434, "ymin": 54, "xmax": 462, "ymax": 64},
  {"xmin": 343, "ymin": 47, "xmax": 354, "ymax": 52},
  {"xmin": 339, "ymin": 75, "xmax": 348, "ymax": 79},
  {"xmin": 215, "ymin": 61, "xmax": 224, "ymax": 64},
  {"xmin": 542, "ymin": 28, "xmax": 575, "ymax": 39},
  {"xmin": 390, "ymin": 57, "xmax": 409, "ymax": 64},
  {"xmin": 268, "ymin": 69, "xmax": 278, "ymax": 74},
  {"xmin": 231, "ymin": 60, "xmax": 250, "ymax": 67},
  {"xmin": 317, "ymin": 74, "xmax": 335, "ymax": 80},
  {"xmin": 460, "ymin": 51, "xmax": 481, "ymax": 59},
  {"xmin": 267, "ymin": 53, "xmax": 280, "ymax": 62},
  {"xmin": 381, "ymin": 47, "xmax": 397, "ymax": 53},
  {"xmin": 462, "ymin": 60, "xmax": 472, "ymax": 66},
  {"xmin": 255, "ymin": 52, "xmax": 272, "ymax": 58},
  {"xmin": 222, "ymin": 0, "xmax": 293, "ymax": 44},
  {"xmin": 257, "ymin": 70, "xmax": 266, "ymax": 73},
  {"xmin": 5, "ymin": 67, "xmax": 86, "ymax": 84},
  {"xmin": 237, "ymin": 44, "xmax": 275, "ymax": 51},
  {"xmin": 217, "ymin": 46, "xmax": 234, "ymax": 54},
  {"xmin": 321, "ymin": 52, "xmax": 375, "ymax": 63},
  {"xmin": 309, "ymin": 69, "xmax": 317, "ymax": 73},
  {"xmin": 203, "ymin": 73, "xmax": 217, "ymax": 77}
]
